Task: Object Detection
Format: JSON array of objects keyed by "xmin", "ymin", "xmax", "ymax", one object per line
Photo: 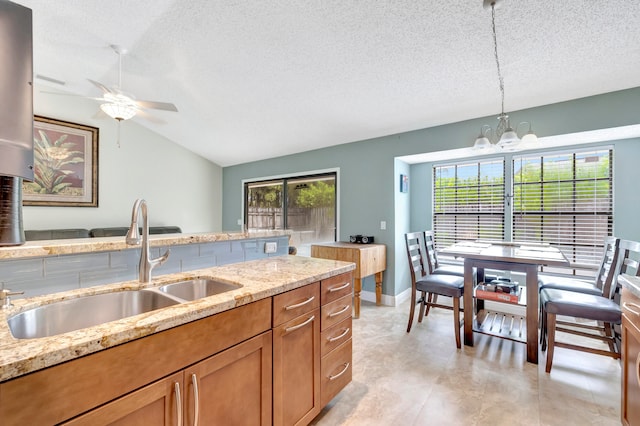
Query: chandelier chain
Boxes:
[{"xmin": 491, "ymin": 4, "xmax": 505, "ymax": 115}]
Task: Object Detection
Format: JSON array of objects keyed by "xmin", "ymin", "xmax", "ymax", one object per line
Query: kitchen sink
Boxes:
[
  {"xmin": 7, "ymin": 290, "xmax": 180, "ymax": 340},
  {"xmin": 157, "ymin": 278, "xmax": 242, "ymax": 301}
]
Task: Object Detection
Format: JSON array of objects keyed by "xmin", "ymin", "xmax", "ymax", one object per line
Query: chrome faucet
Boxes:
[
  {"xmin": 0, "ymin": 286, "xmax": 23, "ymax": 309},
  {"xmin": 125, "ymin": 199, "xmax": 170, "ymax": 283}
]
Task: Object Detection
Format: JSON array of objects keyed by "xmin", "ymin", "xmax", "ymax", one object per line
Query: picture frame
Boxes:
[
  {"xmin": 23, "ymin": 116, "xmax": 99, "ymax": 207},
  {"xmin": 400, "ymin": 174, "xmax": 409, "ymax": 193}
]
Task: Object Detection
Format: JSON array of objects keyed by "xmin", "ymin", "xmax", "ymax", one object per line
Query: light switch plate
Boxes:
[
  {"xmin": 265, "ymin": 242, "xmax": 277, "ymax": 253},
  {"xmin": 380, "ymin": 221, "xmax": 386, "ymax": 230}
]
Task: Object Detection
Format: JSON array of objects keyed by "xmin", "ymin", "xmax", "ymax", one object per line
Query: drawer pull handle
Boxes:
[
  {"xmin": 174, "ymin": 382, "xmax": 183, "ymax": 426},
  {"xmin": 328, "ymin": 327, "xmax": 350, "ymax": 343},
  {"xmin": 285, "ymin": 315, "xmax": 315, "ymax": 333},
  {"xmin": 285, "ymin": 296, "xmax": 315, "ymax": 311},
  {"xmin": 328, "ymin": 282, "xmax": 350, "ymax": 292},
  {"xmin": 191, "ymin": 373, "xmax": 199, "ymax": 426},
  {"xmin": 623, "ymin": 302, "xmax": 640, "ymax": 315},
  {"xmin": 328, "ymin": 362, "xmax": 350, "ymax": 381},
  {"xmin": 328, "ymin": 305, "xmax": 350, "ymax": 318},
  {"xmin": 636, "ymin": 353, "xmax": 640, "ymax": 387}
]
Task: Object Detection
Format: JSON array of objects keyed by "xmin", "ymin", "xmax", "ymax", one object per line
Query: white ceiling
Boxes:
[{"xmin": 13, "ymin": 0, "xmax": 640, "ymax": 167}]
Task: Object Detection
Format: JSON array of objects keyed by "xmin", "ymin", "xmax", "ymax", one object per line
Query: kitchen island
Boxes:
[{"xmin": 0, "ymin": 234, "xmax": 355, "ymax": 425}]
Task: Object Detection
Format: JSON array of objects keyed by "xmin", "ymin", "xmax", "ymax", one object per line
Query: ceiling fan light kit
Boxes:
[
  {"xmin": 473, "ymin": 0, "xmax": 538, "ymax": 152},
  {"xmin": 100, "ymin": 102, "xmax": 137, "ymax": 121}
]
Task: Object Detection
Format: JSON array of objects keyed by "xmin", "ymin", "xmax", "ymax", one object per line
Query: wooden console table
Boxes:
[{"xmin": 311, "ymin": 242, "xmax": 386, "ymax": 318}]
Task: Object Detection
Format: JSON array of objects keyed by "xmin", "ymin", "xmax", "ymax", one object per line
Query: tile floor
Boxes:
[{"xmin": 312, "ymin": 299, "xmax": 621, "ymax": 426}]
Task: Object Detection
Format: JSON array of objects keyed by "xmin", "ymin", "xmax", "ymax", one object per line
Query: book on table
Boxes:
[{"xmin": 475, "ymin": 282, "xmax": 521, "ymax": 303}]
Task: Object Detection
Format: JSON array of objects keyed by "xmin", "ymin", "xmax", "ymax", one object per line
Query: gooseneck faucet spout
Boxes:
[{"xmin": 126, "ymin": 198, "xmax": 170, "ymax": 283}]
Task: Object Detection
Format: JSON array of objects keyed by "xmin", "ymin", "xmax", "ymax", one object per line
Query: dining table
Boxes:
[{"xmin": 439, "ymin": 241, "xmax": 570, "ymax": 364}]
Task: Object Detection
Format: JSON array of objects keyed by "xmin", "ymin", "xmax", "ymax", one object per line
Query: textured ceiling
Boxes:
[{"xmin": 13, "ymin": 0, "xmax": 640, "ymax": 166}]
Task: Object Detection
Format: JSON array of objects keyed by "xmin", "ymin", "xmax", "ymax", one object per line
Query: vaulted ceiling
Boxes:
[{"xmin": 15, "ymin": 0, "xmax": 640, "ymax": 166}]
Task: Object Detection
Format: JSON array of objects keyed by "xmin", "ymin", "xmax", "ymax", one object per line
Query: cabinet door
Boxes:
[
  {"xmin": 273, "ymin": 309, "xmax": 321, "ymax": 426},
  {"xmin": 622, "ymin": 317, "xmax": 640, "ymax": 426},
  {"xmin": 62, "ymin": 372, "xmax": 183, "ymax": 426},
  {"xmin": 184, "ymin": 331, "xmax": 273, "ymax": 426}
]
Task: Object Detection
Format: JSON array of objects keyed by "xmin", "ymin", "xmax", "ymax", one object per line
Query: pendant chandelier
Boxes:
[{"xmin": 473, "ymin": 0, "xmax": 538, "ymax": 151}]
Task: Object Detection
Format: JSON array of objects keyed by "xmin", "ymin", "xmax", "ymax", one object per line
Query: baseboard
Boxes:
[
  {"xmin": 359, "ymin": 288, "xmax": 527, "ymax": 314},
  {"xmin": 360, "ymin": 287, "xmax": 412, "ymax": 307}
]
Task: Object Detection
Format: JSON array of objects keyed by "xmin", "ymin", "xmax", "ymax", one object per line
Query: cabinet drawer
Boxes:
[
  {"xmin": 273, "ymin": 282, "xmax": 320, "ymax": 326},
  {"xmin": 321, "ymin": 339, "xmax": 352, "ymax": 407},
  {"xmin": 321, "ymin": 293, "xmax": 352, "ymax": 331},
  {"xmin": 622, "ymin": 289, "xmax": 640, "ymax": 331},
  {"xmin": 321, "ymin": 317, "xmax": 352, "ymax": 357},
  {"xmin": 321, "ymin": 273, "xmax": 353, "ymax": 305}
]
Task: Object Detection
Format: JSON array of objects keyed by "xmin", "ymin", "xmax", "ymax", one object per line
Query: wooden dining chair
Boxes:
[
  {"xmin": 538, "ymin": 237, "xmax": 620, "ymax": 345},
  {"xmin": 538, "ymin": 236, "xmax": 620, "ymax": 296},
  {"xmin": 405, "ymin": 231, "xmax": 465, "ymax": 348},
  {"xmin": 540, "ymin": 239, "xmax": 640, "ymax": 373},
  {"xmin": 424, "ymin": 230, "xmax": 465, "ymax": 277}
]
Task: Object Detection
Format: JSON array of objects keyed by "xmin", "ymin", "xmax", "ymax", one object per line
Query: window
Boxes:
[
  {"xmin": 512, "ymin": 148, "xmax": 613, "ymax": 268},
  {"xmin": 433, "ymin": 159, "xmax": 505, "ymax": 249},
  {"xmin": 432, "ymin": 147, "xmax": 613, "ymax": 270},
  {"xmin": 245, "ymin": 172, "xmax": 337, "ymax": 256}
]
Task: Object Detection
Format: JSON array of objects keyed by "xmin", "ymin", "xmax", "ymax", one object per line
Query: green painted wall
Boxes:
[{"xmin": 223, "ymin": 87, "xmax": 640, "ymax": 299}]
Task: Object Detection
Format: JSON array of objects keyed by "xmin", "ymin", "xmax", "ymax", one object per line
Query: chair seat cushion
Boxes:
[
  {"xmin": 538, "ymin": 274, "xmax": 600, "ymax": 296},
  {"xmin": 433, "ymin": 265, "xmax": 465, "ymax": 277},
  {"xmin": 540, "ymin": 288, "xmax": 621, "ymax": 323},
  {"xmin": 416, "ymin": 274, "xmax": 464, "ymax": 298}
]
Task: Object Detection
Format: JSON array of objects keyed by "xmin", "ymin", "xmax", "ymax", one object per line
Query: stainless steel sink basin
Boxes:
[
  {"xmin": 7, "ymin": 290, "xmax": 180, "ymax": 339},
  {"xmin": 158, "ymin": 278, "xmax": 241, "ymax": 301}
]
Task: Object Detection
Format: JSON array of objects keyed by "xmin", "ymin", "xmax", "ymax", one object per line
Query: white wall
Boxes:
[{"xmin": 23, "ymin": 86, "xmax": 222, "ymax": 233}]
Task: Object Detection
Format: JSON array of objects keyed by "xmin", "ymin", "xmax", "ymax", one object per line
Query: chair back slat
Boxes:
[
  {"xmin": 405, "ymin": 232, "xmax": 427, "ymax": 285},
  {"xmin": 423, "ymin": 230, "xmax": 439, "ymax": 274},
  {"xmin": 594, "ymin": 237, "xmax": 621, "ymax": 293},
  {"xmin": 605, "ymin": 239, "xmax": 640, "ymax": 300},
  {"xmin": 619, "ymin": 239, "xmax": 640, "ymax": 277}
]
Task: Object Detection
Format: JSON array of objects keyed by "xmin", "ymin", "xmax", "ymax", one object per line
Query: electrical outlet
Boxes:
[
  {"xmin": 237, "ymin": 219, "xmax": 243, "ymax": 226},
  {"xmin": 265, "ymin": 242, "xmax": 277, "ymax": 254},
  {"xmin": 380, "ymin": 221, "xmax": 386, "ymax": 230}
]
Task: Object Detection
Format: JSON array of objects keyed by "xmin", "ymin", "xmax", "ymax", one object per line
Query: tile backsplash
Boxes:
[{"xmin": 0, "ymin": 236, "xmax": 289, "ymax": 298}]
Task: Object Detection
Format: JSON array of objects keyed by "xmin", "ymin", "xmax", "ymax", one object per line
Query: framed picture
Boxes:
[
  {"xmin": 400, "ymin": 174, "xmax": 409, "ymax": 193},
  {"xmin": 23, "ymin": 116, "xmax": 99, "ymax": 207}
]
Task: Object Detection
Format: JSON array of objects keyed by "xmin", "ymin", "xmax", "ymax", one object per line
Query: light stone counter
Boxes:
[
  {"xmin": 619, "ymin": 273, "xmax": 640, "ymax": 299},
  {"xmin": 0, "ymin": 255, "xmax": 355, "ymax": 382},
  {"xmin": 0, "ymin": 230, "xmax": 290, "ymax": 259}
]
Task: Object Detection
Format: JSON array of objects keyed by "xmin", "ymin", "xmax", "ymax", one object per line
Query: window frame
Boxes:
[{"xmin": 431, "ymin": 145, "xmax": 614, "ymax": 272}]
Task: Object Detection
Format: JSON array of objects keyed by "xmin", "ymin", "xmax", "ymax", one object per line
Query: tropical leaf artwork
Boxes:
[{"xmin": 24, "ymin": 130, "xmax": 85, "ymax": 195}]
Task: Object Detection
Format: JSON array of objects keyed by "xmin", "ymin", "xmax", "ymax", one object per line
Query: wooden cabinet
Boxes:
[
  {"xmin": 0, "ymin": 274, "xmax": 352, "ymax": 426},
  {"xmin": 319, "ymin": 273, "xmax": 353, "ymax": 407},
  {"xmin": 0, "ymin": 299, "xmax": 272, "ymax": 425},
  {"xmin": 622, "ymin": 286, "xmax": 640, "ymax": 426},
  {"xmin": 184, "ymin": 331, "xmax": 272, "ymax": 426},
  {"xmin": 273, "ymin": 283, "xmax": 321, "ymax": 426},
  {"xmin": 311, "ymin": 242, "xmax": 386, "ymax": 318},
  {"xmin": 65, "ymin": 332, "xmax": 273, "ymax": 426},
  {"xmin": 272, "ymin": 272, "xmax": 353, "ymax": 426},
  {"xmin": 63, "ymin": 372, "xmax": 183, "ymax": 425}
]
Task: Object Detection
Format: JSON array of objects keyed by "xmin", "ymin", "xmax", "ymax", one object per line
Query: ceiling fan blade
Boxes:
[
  {"xmin": 88, "ymin": 79, "xmax": 114, "ymax": 94},
  {"xmin": 40, "ymin": 90, "xmax": 105, "ymax": 101},
  {"xmin": 136, "ymin": 100, "xmax": 178, "ymax": 112}
]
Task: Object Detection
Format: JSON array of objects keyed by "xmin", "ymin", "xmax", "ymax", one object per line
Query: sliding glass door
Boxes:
[{"xmin": 245, "ymin": 173, "xmax": 337, "ymax": 256}]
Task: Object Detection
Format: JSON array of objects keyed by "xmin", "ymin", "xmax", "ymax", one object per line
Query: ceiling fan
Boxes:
[
  {"xmin": 41, "ymin": 45, "xmax": 178, "ymax": 123},
  {"xmin": 89, "ymin": 45, "xmax": 178, "ymax": 122}
]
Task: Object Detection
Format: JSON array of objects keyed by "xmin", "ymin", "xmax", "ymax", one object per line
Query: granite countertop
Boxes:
[
  {"xmin": 0, "ymin": 229, "xmax": 290, "ymax": 259},
  {"xmin": 619, "ymin": 273, "xmax": 640, "ymax": 299},
  {"xmin": 0, "ymin": 255, "xmax": 355, "ymax": 382}
]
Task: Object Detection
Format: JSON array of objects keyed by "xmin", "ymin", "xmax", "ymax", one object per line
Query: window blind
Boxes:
[
  {"xmin": 433, "ymin": 159, "xmax": 505, "ymax": 249},
  {"xmin": 512, "ymin": 149, "xmax": 613, "ymax": 268}
]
